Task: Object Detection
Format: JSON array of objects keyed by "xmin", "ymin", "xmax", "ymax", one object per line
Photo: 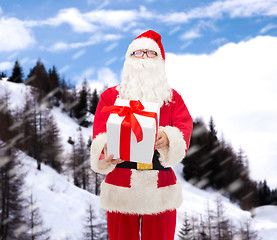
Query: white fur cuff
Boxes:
[
  {"xmin": 158, "ymin": 126, "xmax": 187, "ymax": 167},
  {"xmin": 90, "ymin": 133, "xmax": 116, "ymax": 175}
]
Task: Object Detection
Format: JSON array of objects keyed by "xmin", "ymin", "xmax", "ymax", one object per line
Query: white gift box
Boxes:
[{"xmin": 106, "ymin": 99, "xmax": 160, "ymax": 164}]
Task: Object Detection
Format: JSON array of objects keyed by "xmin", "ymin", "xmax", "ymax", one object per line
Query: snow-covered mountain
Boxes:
[{"xmin": 1, "ymin": 79, "xmax": 277, "ymax": 239}]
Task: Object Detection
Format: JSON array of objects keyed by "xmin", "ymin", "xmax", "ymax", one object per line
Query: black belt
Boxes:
[{"xmin": 116, "ymin": 150, "xmax": 170, "ymax": 171}]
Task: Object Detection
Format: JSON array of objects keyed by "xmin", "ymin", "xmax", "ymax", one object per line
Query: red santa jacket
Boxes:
[{"xmin": 90, "ymin": 86, "xmax": 193, "ymax": 214}]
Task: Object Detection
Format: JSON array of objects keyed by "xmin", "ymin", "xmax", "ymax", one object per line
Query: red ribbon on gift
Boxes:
[{"xmin": 102, "ymin": 100, "xmax": 158, "ymax": 161}]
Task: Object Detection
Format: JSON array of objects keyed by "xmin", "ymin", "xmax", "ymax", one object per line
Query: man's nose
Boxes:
[{"xmin": 142, "ymin": 53, "xmax": 148, "ymax": 59}]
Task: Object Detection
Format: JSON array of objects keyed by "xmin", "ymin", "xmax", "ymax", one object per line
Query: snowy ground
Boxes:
[
  {"xmin": 18, "ymin": 151, "xmax": 103, "ymax": 240},
  {"xmin": 17, "ymin": 149, "xmax": 277, "ymax": 240},
  {"xmin": 252, "ymin": 206, "xmax": 277, "ymax": 240},
  {"xmin": 1, "ymin": 79, "xmax": 277, "ymax": 239}
]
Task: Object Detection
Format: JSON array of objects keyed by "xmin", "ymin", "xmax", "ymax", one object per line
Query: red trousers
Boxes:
[{"xmin": 107, "ymin": 210, "xmax": 177, "ymax": 240}]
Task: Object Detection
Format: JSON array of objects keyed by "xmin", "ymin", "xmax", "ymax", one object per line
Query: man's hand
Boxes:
[
  {"xmin": 102, "ymin": 144, "xmax": 124, "ymax": 165},
  {"xmin": 155, "ymin": 131, "xmax": 169, "ymax": 149}
]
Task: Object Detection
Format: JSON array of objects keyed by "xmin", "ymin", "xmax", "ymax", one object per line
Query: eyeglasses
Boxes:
[{"xmin": 131, "ymin": 50, "xmax": 158, "ymax": 58}]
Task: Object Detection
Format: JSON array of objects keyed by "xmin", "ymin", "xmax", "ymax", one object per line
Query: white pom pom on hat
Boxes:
[{"xmin": 126, "ymin": 30, "xmax": 165, "ymax": 60}]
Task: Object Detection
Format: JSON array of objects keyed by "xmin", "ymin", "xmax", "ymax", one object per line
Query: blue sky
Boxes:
[
  {"xmin": 1, "ymin": 0, "xmax": 277, "ymax": 188},
  {"xmin": 1, "ymin": 0, "xmax": 277, "ymax": 84}
]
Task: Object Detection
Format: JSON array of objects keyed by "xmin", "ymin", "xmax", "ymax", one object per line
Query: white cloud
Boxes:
[
  {"xmin": 24, "ymin": 6, "xmax": 157, "ymax": 33},
  {"xmin": 163, "ymin": 12, "xmax": 189, "ymax": 24},
  {"xmin": 260, "ymin": 23, "xmax": 277, "ymax": 34},
  {"xmin": 83, "ymin": 9, "xmax": 137, "ymax": 28},
  {"xmin": 105, "ymin": 57, "xmax": 118, "ymax": 66},
  {"xmin": 105, "ymin": 42, "xmax": 118, "ymax": 52},
  {"xmin": 6, "ymin": 52, "xmax": 19, "ymax": 60},
  {"xmin": 95, "ymin": 67, "xmax": 118, "ymax": 86},
  {"xmin": 72, "ymin": 49, "xmax": 86, "ymax": 59},
  {"xmin": 0, "ymin": 17, "xmax": 36, "ymax": 52},
  {"xmin": 163, "ymin": 0, "xmax": 277, "ymax": 23},
  {"xmin": 81, "ymin": 67, "xmax": 95, "ymax": 79},
  {"xmin": 211, "ymin": 37, "xmax": 228, "ymax": 45},
  {"xmin": 0, "ymin": 61, "xmax": 13, "ymax": 71},
  {"xmin": 7, "ymin": 1, "xmax": 277, "ymax": 38},
  {"xmin": 25, "ymin": 7, "xmax": 138, "ymax": 32},
  {"xmin": 165, "ymin": 35, "xmax": 277, "ymax": 188},
  {"xmin": 180, "ymin": 41, "xmax": 193, "ymax": 50},
  {"xmin": 75, "ymin": 67, "xmax": 118, "ymax": 93},
  {"xmin": 93, "ymin": 0, "xmax": 110, "ymax": 10},
  {"xmin": 87, "ymin": 0, "xmax": 110, "ymax": 8},
  {"xmin": 49, "ymin": 33, "xmax": 122, "ymax": 51},
  {"xmin": 50, "ymin": 42, "xmax": 68, "ymax": 51},
  {"xmin": 180, "ymin": 29, "xmax": 202, "ymax": 40},
  {"xmin": 168, "ymin": 26, "xmax": 181, "ymax": 36},
  {"xmin": 41, "ymin": 8, "xmax": 97, "ymax": 33},
  {"xmin": 59, "ymin": 65, "xmax": 70, "ymax": 74},
  {"xmin": 180, "ymin": 21, "xmax": 216, "ymax": 42},
  {"xmin": 132, "ymin": 28, "xmax": 149, "ymax": 36},
  {"xmin": 20, "ymin": 57, "xmax": 30, "ymax": 66}
]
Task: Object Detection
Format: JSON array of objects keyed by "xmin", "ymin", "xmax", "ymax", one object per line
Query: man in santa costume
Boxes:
[{"xmin": 90, "ymin": 30, "xmax": 193, "ymax": 240}]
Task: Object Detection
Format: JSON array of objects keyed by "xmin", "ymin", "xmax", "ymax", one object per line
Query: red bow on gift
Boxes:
[{"xmin": 102, "ymin": 100, "xmax": 158, "ymax": 161}]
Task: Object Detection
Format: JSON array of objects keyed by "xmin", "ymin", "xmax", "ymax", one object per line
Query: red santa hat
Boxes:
[{"xmin": 126, "ymin": 30, "xmax": 165, "ymax": 60}]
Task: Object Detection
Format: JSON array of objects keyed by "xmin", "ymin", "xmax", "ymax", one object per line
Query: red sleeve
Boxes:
[
  {"xmin": 92, "ymin": 87, "xmax": 118, "ymax": 139},
  {"xmin": 171, "ymin": 89, "xmax": 193, "ymax": 151}
]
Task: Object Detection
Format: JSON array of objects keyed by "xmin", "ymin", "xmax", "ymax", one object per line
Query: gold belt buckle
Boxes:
[{"xmin": 137, "ymin": 162, "xmax": 153, "ymax": 170}]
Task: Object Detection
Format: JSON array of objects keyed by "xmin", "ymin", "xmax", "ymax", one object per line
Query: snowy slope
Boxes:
[
  {"xmin": 174, "ymin": 164, "xmax": 251, "ymax": 222},
  {"xmin": 1, "ymin": 79, "xmax": 277, "ymax": 239},
  {"xmin": 0, "ymin": 78, "xmax": 32, "ymax": 110},
  {"xmin": 51, "ymin": 106, "xmax": 93, "ymax": 153},
  {"xmin": 17, "ymin": 150, "xmax": 103, "ymax": 240},
  {"xmin": 252, "ymin": 206, "xmax": 277, "ymax": 240},
  {"xmin": 15, "ymin": 150, "xmax": 277, "ymax": 240}
]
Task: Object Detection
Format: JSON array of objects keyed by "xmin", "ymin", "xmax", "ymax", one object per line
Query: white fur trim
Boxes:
[
  {"xmin": 126, "ymin": 37, "xmax": 163, "ymax": 60},
  {"xmin": 100, "ymin": 177, "xmax": 183, "ymax": 215},
  {"xmin": 157, "ymin": 126, "xmax": 187, "ymax": 167},
  {"xmin": 90, "ymin": 133, "xmax": 116, "ymax": 175},
  {"xmin": 130, "ymin": 169, "xmax": 158, "ymax": 188}
]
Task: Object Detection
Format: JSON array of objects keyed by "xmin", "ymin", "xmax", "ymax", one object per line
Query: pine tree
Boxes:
[
  {"xmin": 19, "ymin": 94, "xmax": 34, "ymax": 156},
  {"xmin": 69, "ymin": 129, "xmax": 90, "ymax": 189},
  {"xmin": 214, "ymin": 197, "xmax": 233, "ymax": 240},
  {"xmin": 0, "ymin": 71, "xmax": 7, "ymax": 80},
  {"xmin": 69, "ymin": 139, "xmax": 78, "ymax": 185},
  {"xmin": 74, "ymin": 80, "xmax": 89, "ymax": 126},
  {"xmin": 206, "ymin": 202, "xmax": 214, "ymax": 240},
  {"xmin": 257, "ymin": 180, "xmax": 271, "ymax": 206},
  {"xmin": 28, "ymin": 60, "xmax": 50, "ymax": 103},
  {"xmin": 183, "ymin": 117, "xmax": 260, "ymax": 210},
  {"xmin": 0, "ymin": 92, "xmax": 16, "ymax": 143},
  {"xmin": 89, "ymin": 89, "xmax": 99, "ymax": 115},
  {"xmin": 0, "ymin": 145, "xmax": 30, "ymax": 239},
  {"xmin": 182, "ymin": 119, "xmax": 208, "ymax": 184},
  {"xmin": 26, "ymin": 191, "xmax": 51, "ymax": 240},
  {"xmin": 208, "ymin": 117, "xmax": 217, "ymax": 140},
  {"xmin": 48, "ymin": 66, "xmax": 61, "ymax": 106},
  {"xmin": 82, "ymin": 203, "xmax": 99, "ymax": 240},
  {"xmin": 61, "ymin": 80, "xmax": 77, "ymax": 117},
  {"xmin": 42, "ymin": 114, "xmax": 63, "ymax": 173},
  {"xmin": 239, "ymin": 218, "xmax": 258, "ymax": 240},
  {"xmin": 178, "ymin": 212, "xmax": 193, "ymax": 240},
  {"xmin": 20, "ymin": 95, "xmax": 43, "ymax": 170},
  {"xmin": 199, "ymin": 214, "xmax": 209, "ymax": 240},
  {"xmin": 8, "ymin": 60, "xmax": 24, "ymax": 83},
  {"xmin": 26, "ymin": 67, "xmax": 35, "ymax": 85}
]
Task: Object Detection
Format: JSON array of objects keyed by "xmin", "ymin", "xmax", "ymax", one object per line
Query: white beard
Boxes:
[{"xmin": 117, "ymin": 57, "xmax": 172, "ymax": 107}]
